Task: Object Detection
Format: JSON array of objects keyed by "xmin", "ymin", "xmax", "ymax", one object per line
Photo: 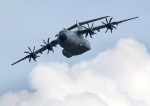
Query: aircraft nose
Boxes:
[{"xmin": 59, "ymin": 33, "xmax": 67, "ymax": 41}]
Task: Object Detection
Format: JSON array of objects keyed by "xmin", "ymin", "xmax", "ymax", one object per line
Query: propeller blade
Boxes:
[
  {"xmin": 29, "ymin": 57, "xmax": 31, "ymax": 62},
  {"xmin": 33, "ymin": 58, "xmax": 36, "ymax": 62},
  {"xmin": 33, "ymin": 46, "xmax": 35, "ymax": 52},
  {"xmin": 55, "ymin": 34, "xmax": 58, "ymax": 37},
  {"xmin": 102, "ymin": 22, "xmax": 106, "ymax": 25},
  {"xmin": 43, "ymin": 40, "xmax": 47, "ymax": 45},
  {"xmin": 86, "ymin": 32, "xmax": 88, "ymax": 38},
  {"xmin": 91, "ymin": 23, "xmax": 94, "ymax": 29},
  {"xmin": 28, "ymin": 47, "xmax": 32, "ymax": 52},
  {"xmin": 47, "ymin": 50, "xmax": 50, "ymax": 54},
  {"xmin": 37, "ymin": 55, "xmax": 40, "ymax": 57},
  {"xmin": 47, "ymin": 38, "xmax": 50, "ymax": 44},
  {"xmin": 109, "ymin": 17, "xmax": 113, "ymax": 23},
  {"xmin": 24, "ymin": 51, "xmax": 30, "ymax": 54},
  {"xmin": 106, "ymin": 18, "xmax": 108, "ymax": 24},
  {"xmin": 105, "ymin": 28, "xmax": 108, "ymax": 33},
  {"xmin": 83, "ymin": 26, "xmax": 88, "ymax": 29},
  {"xmin": 93, "ymin": 32, "xmax": 96, "ymax": 34},
  {"xmin": 112, "ymin": 25, "xmax": 117, "ymax": 29},
  {"xmin": 90, "ymin": 34, "xmax": 93, "ymax": 38},
  {"xmin": 87, "ymin": 23, "xmax": 90, "ymax": 28},
  {"xmin": 52, "ymin": 49, "xmax": 54, "ymax": 53}
]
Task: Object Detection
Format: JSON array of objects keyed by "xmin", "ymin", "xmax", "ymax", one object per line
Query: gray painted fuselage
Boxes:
[{"xmin": 57, "ymin": 29, "xmax": 91, "ymax": 58}]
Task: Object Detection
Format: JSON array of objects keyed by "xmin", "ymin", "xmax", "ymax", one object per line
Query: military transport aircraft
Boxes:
[{"xmin": 11, "ymin": 16, "xmax": 138, "ymax": 65}]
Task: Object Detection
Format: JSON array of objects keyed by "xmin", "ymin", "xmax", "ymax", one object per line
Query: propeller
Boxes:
[
  {"xmin": 41, "ymin": 37, "xmax": 56, "ymax": 54},
  {"xmin": 24, "ymin": 46, "xmax": 39, "ymax": 62},
  {"xmin": 82, "ymin": 23, "xmax": 96, "ymax": 38},
  {"xmin": 102, "ymin": 17, "xmax": 117, "ymax": 33}
]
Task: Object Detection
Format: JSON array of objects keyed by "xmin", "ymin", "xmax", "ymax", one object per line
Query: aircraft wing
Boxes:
[
  {"xmin": 11, "ymin": 55, "xmax": 31, "ymax": 66},
  {"xmin": 110, "ymin": 17, "xmax": 139, "ymax": 26},
  {"xmin": 78, "ymin": 17, "xmax": 138, "ymax": 36},
  {"xmin": 11, "ymin": 39, "xmax": 58, "ymax": 65},
  {"xmin": 93, "ymin": 17, "xmax": 139, "ymax": 32},
  {"xmin": 67, "ymin": 16, "xmax": 109, "ymax": 30}
]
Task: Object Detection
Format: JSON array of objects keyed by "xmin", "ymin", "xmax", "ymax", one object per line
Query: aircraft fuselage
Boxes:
[{"xmin": 57, "ymin": 29, "xmax": 91, "ymax": 58}]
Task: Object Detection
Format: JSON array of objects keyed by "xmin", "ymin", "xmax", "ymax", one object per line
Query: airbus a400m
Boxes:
[{"xmin": 12, "ymin": 16, "xmax": 138, "ymax": 65}]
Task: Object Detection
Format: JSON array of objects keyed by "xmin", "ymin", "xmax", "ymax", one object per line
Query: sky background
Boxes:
[{"xmin": 0, "ymin": 0, "xmax": 150, "ymax": 105}]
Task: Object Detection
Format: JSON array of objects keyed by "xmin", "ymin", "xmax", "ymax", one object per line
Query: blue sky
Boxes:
[{"xmin": 0, "ymin": 0, "xmax": 150, "ymax": 97}]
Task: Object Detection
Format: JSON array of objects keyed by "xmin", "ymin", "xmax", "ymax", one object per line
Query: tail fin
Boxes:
[{"xmin": 76, "ymin": 20, "xmax": 82, "ymax": 30}]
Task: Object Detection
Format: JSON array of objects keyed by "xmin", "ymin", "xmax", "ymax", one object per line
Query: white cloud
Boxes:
[{"xmin": 0, "ymin": 38, "xmax": 150, "ymax": 106}]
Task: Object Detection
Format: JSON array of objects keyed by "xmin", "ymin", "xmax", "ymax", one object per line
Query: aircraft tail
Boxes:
[{"xmin": 76, "ymin": 20, "xmax": 82, "ymax": 30}]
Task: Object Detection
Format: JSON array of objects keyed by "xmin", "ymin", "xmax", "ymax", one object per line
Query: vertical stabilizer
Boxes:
[{"xmin": 76, "ymin": 20, "xmax": 82, "ymax": 30}]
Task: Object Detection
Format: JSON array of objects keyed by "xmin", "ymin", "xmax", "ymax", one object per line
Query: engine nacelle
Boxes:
[{"xmin": 62, "ymin": 49, "xmax": 73, "ymax": 58}]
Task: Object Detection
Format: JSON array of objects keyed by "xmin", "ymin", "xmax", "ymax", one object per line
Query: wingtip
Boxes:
[
  {"xmin": 129, "ymin": 17, "xmax": 139, "ymax": 20},
  {"xmin": 11, "ymin": 62, "xmax": 16, "ymax": 66},
  {"xmin": 11, "ymin": 63, "xmax": 15, "ymax": 66}
]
